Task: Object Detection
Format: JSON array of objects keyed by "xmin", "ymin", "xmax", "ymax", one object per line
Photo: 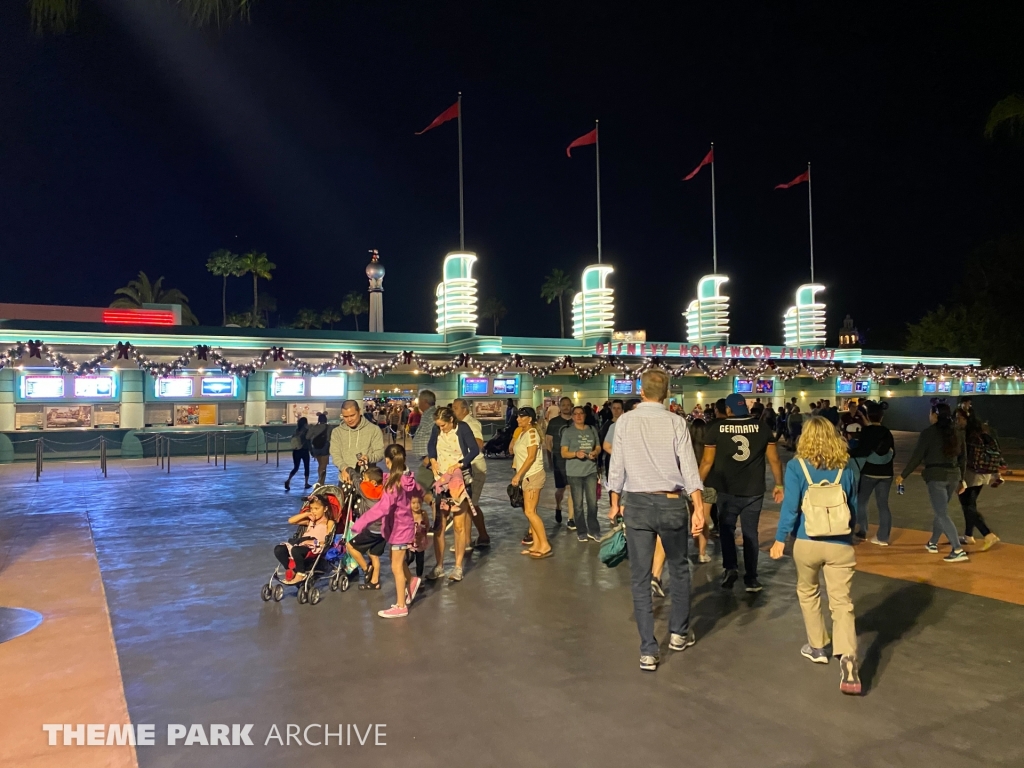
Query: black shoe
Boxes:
[
  {"xmin": 721, "ymin": 569, "xmax": 739, "ymax": 589},
  {"xmin": 744, "ymin": 578, "xmax": 764, "ymax": 593},
  {"xmin": 651, "ymin": 576, "xmax": 666, "ymax": 598},
  {"xmin": 854, "ymin": 530, "xmax": 867, "ymax": 541},
  {"xmin": 567, "ymin": 518, "xmax": 577, "ymax": 531},
  {"xmin": 521, "ymin": 530, "xmax": 534, "ymax": 546},
  {"xmin": 555, "ymin": 508, "xmax": 563, "ymax": 524}
]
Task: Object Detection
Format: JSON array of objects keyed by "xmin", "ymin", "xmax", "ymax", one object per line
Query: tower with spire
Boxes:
[{"xmin": 366, "ymin": 249, "xmax": 385, "ymax": 333}]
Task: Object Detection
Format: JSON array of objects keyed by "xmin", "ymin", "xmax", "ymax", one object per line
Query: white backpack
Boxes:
[{"xmin": 797, "ymin": 459, "xmax": 852, "ymax": 537}]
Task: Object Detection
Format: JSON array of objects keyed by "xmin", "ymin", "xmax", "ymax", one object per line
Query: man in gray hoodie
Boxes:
[{"xmin": 329, "ymin": 400, "xmax": 385, "ymax": 484}]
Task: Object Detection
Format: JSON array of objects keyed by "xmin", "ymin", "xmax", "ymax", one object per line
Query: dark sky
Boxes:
[{"xmin": 2, "ymin": 1, "xmax": 1023, "ymax": 347}]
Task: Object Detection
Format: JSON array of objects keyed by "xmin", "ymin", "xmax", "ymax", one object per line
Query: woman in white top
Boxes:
[
  {"xmin": 510, "ymin": 406, "xmax": 552, "ymax": 558},
  {"xmin": 426, "ymin": 407, "xmax": 480, "ymax": 582}
]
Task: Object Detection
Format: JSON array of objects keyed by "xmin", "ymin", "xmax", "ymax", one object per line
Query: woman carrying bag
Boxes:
[
  {"xmin": 770, "ymin": 416, "xmax": 862, "ymax": 696},
  {"xmin": 510, "ymin": 407, "xmax": 552, "ymax": 558}
]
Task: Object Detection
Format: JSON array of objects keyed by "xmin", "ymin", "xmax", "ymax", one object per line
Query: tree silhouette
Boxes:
[
  {"xmin": 238, "ymin": 251, "xmax": 276, "ymax": 323},
  {"xmin": 205, "ymin": 249, "xmax": 246, "ymax": 326},
  {"xmin": 321, "ymin": 308, "xmax": 342, "ymax": 330},
  {"xmin": 342, "ymin": 292, "xmax": 369, "ymax": 331},
  {"xmin": 540, "ymin": 269, "xmax": 574, "ymax": 338},
  {"xmin": 292, "ymin": 308, "xmax": 323, "ymax": 330},
  {"xmin": 111, "ymin": 271, "xmax": 198, "ymax": 325},
  {"xmin": 479, "ymin": 297, "xmax": 508, "ymax": 335},
  {"xmin": 30, "ymin": 0, "xmax": 253, "ymax": 34}
]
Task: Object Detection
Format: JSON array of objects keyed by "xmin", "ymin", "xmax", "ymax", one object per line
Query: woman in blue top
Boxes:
[{"xmin": 770, "ymin": 416, "xmax": 861, "ymax": 696}]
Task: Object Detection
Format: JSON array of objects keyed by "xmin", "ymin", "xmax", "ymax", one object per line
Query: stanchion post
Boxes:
[
  {"xmin": 254, "ymin": 430, "xmax": 259, "ymax": 462},
  {"xmin": 207, "ymin": 433, "xmax": 211, "ymax": 464},
  {"xmin": 36, "ymin": 438, "xmax": 42, "ymax": 482},
  {"xmin": 223, "ymin": 435, "xmax": 227, "ymax": 470},
  {"xmin": 100, "ymin": 437, "xmax": 107, "ymax": 478},
  {"xmin": 166, "ymin": 437, "xmax": 171, "ymax": 474},
  {"xmin": 276, "ymin": 434, "xmax": 280, "ymax": 468}
]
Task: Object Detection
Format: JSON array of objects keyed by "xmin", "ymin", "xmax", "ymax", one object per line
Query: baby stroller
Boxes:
[
  {"xmin": 261, "ymin": 483, "xmax": 357, "ymax": 606},
  {"xmin": 484, "ymin": 425, "xmax": 515, "ymax": 458}
]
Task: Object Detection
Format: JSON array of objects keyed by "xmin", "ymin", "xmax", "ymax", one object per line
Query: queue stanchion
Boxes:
[
  {"xmin": 166, "ymin": 437, "xmax": 171, "ymax": 474},
  {"xmin": 265, "ymin": 430, "xmax": 269, "ymax": 464},
  {"xmin": 254, "ymin": 430, "xmax": 259, "ymax": 462},
  {"xmin": 207, "ymin": 433, "xmax": 211, "ymax": 464},
  {"xmin": 214, "ymin": 433, "xmax": 219, "ymax": 467},
  {"xmin": 276, "ymin": 435, "xmax": 280, "ymax": 468},
  {"xmin": 100, "ymin": 437, "xmax": 107, "ymax": 478},
  {"xmin": 155, "ymin": 435, "xmax": 161, "ymax": 467},
  {"xmin": 35, "ymin": 439, "xmax": 42, "ymax": 482},
  {"xmin": 223, "ymin": 435, "xmax": 228, "ymax": 470}
]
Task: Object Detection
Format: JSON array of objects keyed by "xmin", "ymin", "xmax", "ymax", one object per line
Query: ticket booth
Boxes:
[
  {"xmin": 143, "ymin": 372, "xmax": 246, "ymax": 427},
  {"xmin": 14, "ymin": 370, "xmax": 122, "ymax": 430},
  {"xmin": 265, "ymin": 372, "xmax": 349, "ymax": 424}
]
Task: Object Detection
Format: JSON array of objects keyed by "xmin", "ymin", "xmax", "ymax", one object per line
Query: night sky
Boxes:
[{"xmin": 2, "ymin": 2, "xmax": 1022, "ymax": 347}]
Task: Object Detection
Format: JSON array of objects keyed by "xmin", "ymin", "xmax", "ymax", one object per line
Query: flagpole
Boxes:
[
  {"xmin": 710, "ymin": 142, "xmax": 718, "ymax": 274},
  {"xmin": 807, "ymin": 161, "xmax": 814, "ymax": 283},
  {"xmin": 457, "ymin": 92, "xmax": 465, "ymax": 251},
  {"xmin": 595, "ymin": 120, "xmax": 602, "ymax": 264}
]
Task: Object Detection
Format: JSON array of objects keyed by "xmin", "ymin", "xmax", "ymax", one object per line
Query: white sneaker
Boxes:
[
  {"xmin": 425, "ymin": 565, "xmax": 445, "ymax": 581},
  {"xmin": 639, "ymin": 654, "xmax": 660, "ymax": 672},
  {"xmin": 698, "ymin": 553, "xmax": 712, "ymax": 563},
  {"xmin": 870, "ymin": 537, "xmax": 889, "ymax": 547},
  {"xmin": 669, "ymin": 630, "xmax": 696, "ymax": 652}
]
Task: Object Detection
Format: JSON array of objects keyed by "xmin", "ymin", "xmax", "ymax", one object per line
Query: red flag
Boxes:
[
  {"xmin": 566, "ymin": 128, "xmax": 597, "ymax": 157},
  {"xmin": 775, "ymin": 170, "xmax": 809, "ymax": 189},
  {"xmin": 683, "ymin": 148, "xmax": 714, "ymax": 181},
  {"xmin": 415, "ymin": 102, "xmax": 459, "ymax": 135}
]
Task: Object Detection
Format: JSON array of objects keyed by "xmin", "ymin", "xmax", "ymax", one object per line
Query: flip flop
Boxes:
[
  {"xmin": 529, "ymin": 551, "xmax": 554, "ymax": 559},
  {"xmin": 520, "ymin": 549, "xmax": 534, "ymax": 555}
]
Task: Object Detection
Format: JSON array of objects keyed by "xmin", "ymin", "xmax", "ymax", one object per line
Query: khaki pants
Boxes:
[{"xmin": 792, "ymin": 539, "xmax": 858, "ymax": 658}]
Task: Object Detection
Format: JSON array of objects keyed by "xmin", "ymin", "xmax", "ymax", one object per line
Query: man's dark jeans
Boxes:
[
  {"xmin": 624, "ymin": 493, "xmax": 691, "ymax": 657},
  {"xmin": 717, "ymin": 492, "xmax": 764, "ymax": 582}
]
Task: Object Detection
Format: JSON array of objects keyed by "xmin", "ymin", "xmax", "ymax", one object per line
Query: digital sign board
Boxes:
[
  {"xmin": 21, "ymin": 376, "xmax": 65, "ymax": 399},
  {"xmin": 200, "ymin": 377, "xmax": 236, "ymax": 397},
  {"xmin": 74, "ymin": 377, "xmax": 115, "ymax": 398},
  {"xmin": 273, "ymin": 378, "xmax": 306, "ymax": 398},
  {"xmin": 156, "ymin": 378, "xmax": 194, "ymax": 398},
  {"xmin": 310, "ymin": 376, "xmax": 347, "ymax": 398}
]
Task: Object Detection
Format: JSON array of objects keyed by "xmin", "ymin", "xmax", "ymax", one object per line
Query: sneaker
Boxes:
[
  {"xmin": 698, "ymin": 553, "xmax": 712, "ymax": 564},
  {"xmin": 639, "ymin": 654, "xmax": 660, "ymax": 672},
  {"xmin": 651, "ymin": 576, "xmax": 666, "ymax": 598},
  {"xmin": 378, "ymin": 604, "xmax": 409, "ymax": 619},
  {"xmin": 801, "ymin": 644, "xmax": 830, "ymax": 664},
  {"xmin": 982, "ymin": 533, "xmax": 1000, "ymax": 551},
  {"xmin": 839, "ymin": 655, "xmax": 862, "ymax": 695},
  {"xmin": 577, "ymin": 535, "xmax": 589, "ymax": 543},
  {"xmin": 521, "ymin": 531, "xmax": 534, "ymax": 546},
  {"xmin": 588, "ymin": 532, "xmax": 600, "ymax": 542},
  {"xmin": 406, "ymin": 577, "xmax": 422, "ymax": 604},
  {"xmin": 943, "ymin": 550, "xmax": 969, "ymax": 563},
  {"xmin": 284, "ymin": 481, "xmax": 291, "ymax": 491},
  {"xmin": 870, "ymin": 537, "xmax": 889, "ymax": 547},
  {"xmin": 744, "ymin": 578, "xmax": 764, "ymax": 593},
  {"xmin": 567, "ymin": 518, "xmax": 577, "ymax": 531},
  {"xmin": 961, "ymin": 535, "xmax": 976, "ymax": 545},
  {"xmin": 425, "ymin": 565, "xmax": 445, "ymax": 581},
  {"xmin": 924, "ymin": 543, "xmax": 939, "ymax": 554},
  {"xmin": 555, "ymin": 508, "xmax": 563, "ymax": 524},
  {"xmin": 721, "ymin": 569, "xmax": 739, "ymax": 589},
  {"xmin": 669, "ymin": 630, "xmax": 696, "ymax": 652},
  {"xmin": 447, "ymin": 566, "xmax": 464, "ymax": 582},
  {"xmin": 854, "ymin": 530, "xmax": 867, "ymax": 541}
]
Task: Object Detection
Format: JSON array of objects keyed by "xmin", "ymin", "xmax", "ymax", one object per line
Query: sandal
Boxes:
[
  {"xmin": 529, "ymin": 550, "xmax": 554, "ymax": 559},
  {"xmin": 359, "ymin": 581, "xmax": 381, "ymax": 590}
]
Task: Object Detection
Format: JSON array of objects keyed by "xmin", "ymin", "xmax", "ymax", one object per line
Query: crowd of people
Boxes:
[{"xmin": 273, "ymin": 380, "xmax": 1007, "ymax": 694}]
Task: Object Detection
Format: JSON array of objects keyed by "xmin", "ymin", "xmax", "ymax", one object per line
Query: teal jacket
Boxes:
[{"xmin": 775, "ymin": 459, "xmax": 859, "ymax": 544}]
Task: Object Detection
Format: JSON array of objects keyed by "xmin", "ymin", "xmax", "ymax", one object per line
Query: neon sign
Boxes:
[
  {"xmin": 436, "ymin": 252, "xmax": 479, "ymax": 333},
  {"xmin": 685, "ymin": 274, "xmax": 730, "ymax": 344},
  {"xmin": 783, "ymin": 284, "xmax": 827, "ymax": 348},
  {"xmin": 572, "ymin": 264, "xmax": 615, "ymax": 339}
]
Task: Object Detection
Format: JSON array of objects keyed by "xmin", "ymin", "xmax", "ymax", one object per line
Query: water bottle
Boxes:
[{"xmin": 897, "ymin": 482, "xmax": 905, "ymax": 495}]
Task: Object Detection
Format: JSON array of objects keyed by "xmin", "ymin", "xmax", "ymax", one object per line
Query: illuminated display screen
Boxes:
[
  {"xmin": 156, "ymin": 378, "xmax": 194, "ymax": 398},
  {"xmin": 74, "ymin": 377, "xmax": 114, "ymax": 398},
  {"xmin": 755, "ymin": 379, "xmax": 774, "ymax": 395},
  {"xmin": 273, "ymin": 378, "xmax": 306, "ymax": 397},
  {"xmin": 310, "ymin": 376, "xmax": 347, "ymax": 398},
  {"xmin": 922, "ymin": 381, "xmax": 937, "ymax": 393},
  {"xmin": 462, "ymin": 377, "xmax": 489, "ymax": 396},
  {"xmin": 836, "ymin": 380, "xmax": 854, "ymax": 395},
  {"xmin": 937, "ymin": 380, "xmax": 952, "ymax": 393},
  {"xmin": 610, "ymin": 377, "xmax": 634, "ymax": 396},
  {"xmin": 492, "ymin": 377, "xmax": 519, "ymax": 396},
  {"xmin": 855, "ymin": 380, "xmax": 871, "ymax": 394},
  {"xmin": 22, "ymin": 376, "xmax": 65, "ymax": 399},
  {"xmin": 960, "ymin": 381, "xmax": 975, "ymax": 393},
  {"xmin": 200, "ymin": 377, "xmax": 236, "ymax": 397},
  {"xmin": 976, "ymin": 381, "xmax": 989, "ymax": 393},
  {"xmin": 734, "ymin": 379, "xmax": 754, "ymax": 394}
]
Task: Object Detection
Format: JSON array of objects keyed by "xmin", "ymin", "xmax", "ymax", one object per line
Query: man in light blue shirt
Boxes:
[{"xmin": 607, "ymin": 369, "xmax": 705, "ymax": 672}]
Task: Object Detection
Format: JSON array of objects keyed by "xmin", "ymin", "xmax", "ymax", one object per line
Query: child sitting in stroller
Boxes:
[{"xmin": 274, "ymin": 491, "xmax": 335, "ymax": 585}]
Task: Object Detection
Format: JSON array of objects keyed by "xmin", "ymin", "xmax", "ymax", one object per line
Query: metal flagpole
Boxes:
[
  {"xmin": 595, "ymin": 120, "xmax": 602, "ymax": 264},
  {"xmin": 457, "ymin": 92, "xmax": 465, "ymax": 251},
  {"xmin": 710, "ymin": 142, "xmax": 718, "ymax": 274},
  {"xmin": 807, "ymin": 161, "xmax": 814, "ymax": 283}
]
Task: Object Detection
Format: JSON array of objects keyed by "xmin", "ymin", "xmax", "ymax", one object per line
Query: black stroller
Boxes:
[{"xmin": 484, "ymin": 424, "xmax": 515, "ymax": 458}]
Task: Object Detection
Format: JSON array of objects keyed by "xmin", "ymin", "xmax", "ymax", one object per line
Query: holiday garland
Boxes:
[{"xmin": 0, "ymin": 340, "xmax": 1018, "ymax": 384}]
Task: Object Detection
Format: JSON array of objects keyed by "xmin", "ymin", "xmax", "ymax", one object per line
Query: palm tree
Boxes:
[
  {"xmin": 30, "ymin": 0, "xmax": 253, "ymax": 34},
  {"xmin": 292, "ymin": 308, "xmax": 323, "ymax": 330},
  {"xmin": 986, "ymin": 94, "xmax": 1024, "ymax": 140},
  {"xmin": 111, "ymin": 271, "xmax": 199, "ymax": 325},
  {"xmin": 540, "ymin": 269, "xmax": 574, "ymax": 338},
  {"xmin": 238, "ymin": 251, "xmax": 276, "ymax": 322},
  {"xmin": 479, "ymin": 297, "xmax": 508, "ymax": 335},
  {"xmin": 256, "ymin": 293, "xmax": 277, "ymax": 328},
  {"xmin": 342, "ymin": 292, "xmax": 369, "ymax": 331},
  {"xmin": 205, "ymin": 249, "xmax": 245, "ymax": 326},
  {"xmin": 321, "ymin": 308, "xmax": 342, "ymax": 330}
]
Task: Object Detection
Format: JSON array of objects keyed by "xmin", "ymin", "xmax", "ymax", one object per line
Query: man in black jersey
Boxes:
[{"xmin": 698, "ymin": 393, "xmax": 784, "ymax": 592}]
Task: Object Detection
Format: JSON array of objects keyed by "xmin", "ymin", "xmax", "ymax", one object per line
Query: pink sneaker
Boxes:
[
  {"xmin": 378, "ymin": 604, "xmax": 409, "ymax": 619},
  {"xmin": 407, "ymin": 577, "xmax": 422, "ymax": 605}
]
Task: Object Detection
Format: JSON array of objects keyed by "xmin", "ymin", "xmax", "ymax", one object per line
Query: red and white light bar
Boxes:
[{"xmin": 102, "ymin": 309, "xmax": 178, "ymax": 326}]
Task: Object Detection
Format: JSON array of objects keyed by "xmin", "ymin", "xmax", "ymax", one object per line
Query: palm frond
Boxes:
[
  {"xmin": 30, "ymin": 0, "xmax": 79, "ymax": 34},
  {"xmin": 985, "ymin": 94, "xmax": 1024, "ymax": 140}
]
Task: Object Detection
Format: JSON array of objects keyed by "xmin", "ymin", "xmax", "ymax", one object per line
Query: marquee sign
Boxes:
[{"xmin": 594, "ymin": 342, "xmax": 837, "ymax": 361}]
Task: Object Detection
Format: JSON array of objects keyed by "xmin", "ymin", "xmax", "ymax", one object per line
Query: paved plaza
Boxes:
[{"xmin": 2, "ymin": 438, "xmax": 1023, "ymax": 768}]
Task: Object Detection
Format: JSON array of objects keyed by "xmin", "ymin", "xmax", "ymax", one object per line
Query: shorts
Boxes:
[
  {"xmin": 349, "ymin": 530, "xmax": 386, "ymax": 557},
  {"xmin": 470, "ymin": 469, "xmax": 487, "ymax": 505},
  {"xmin": 390, "ymin": 543, "xmax": 411, "ymax": 551},
  {"xmin": 552, "ymin": 464, "xmax": 567, "ymax": 489},
  {"xmin": 522, "ymin": 470, "xmax": 546, "ymax": 492}
]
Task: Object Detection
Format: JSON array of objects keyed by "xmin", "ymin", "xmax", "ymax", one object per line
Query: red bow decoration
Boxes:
[
  {"xmin": 272, "ymin": 347, "xmax": 286, "ymax": 362},
  {"xmin": 28, "ymin": 340, "xmax": 43, "ymax": 359},
  {"xmin": 340, "ymin": 351, "xmax": 353, "ymax": 365},
  {"xmin": 402, "ymin": 351, "xmax": 414, "ymax": 365},
  {"xmin": 195, "ymin": 345, "xmax": 210, "ymax": 361},
  {"xmin": 115, "ymin": 342, "xmax": 132, "ymax": 359}
]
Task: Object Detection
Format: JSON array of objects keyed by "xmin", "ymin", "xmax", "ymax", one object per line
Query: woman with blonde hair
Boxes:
[
  {"xmin": 770, "ymin": 416, "xmax": 861, "ymax": 695},
  {"xmin": 510, "ymin": 406, "xmax": 552, "ymax": 558}
]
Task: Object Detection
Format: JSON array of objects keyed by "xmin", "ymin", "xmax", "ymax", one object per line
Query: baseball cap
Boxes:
[
  {"xmin": 517, "ymin": 406, "xmax": 537, "ymax": 421},
  {"xmin": 725, "ymin": 393, "xmax": 750, "ymax": 416}
]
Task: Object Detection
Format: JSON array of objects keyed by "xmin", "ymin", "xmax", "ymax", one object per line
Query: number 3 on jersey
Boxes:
[{"xmin": 730, "ymin": 435, "xmax": 751, "ymax": 462}]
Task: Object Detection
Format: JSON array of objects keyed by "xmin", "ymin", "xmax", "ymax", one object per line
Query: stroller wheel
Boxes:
[
  {"xmin": 329, "ymin": 575, "xmax": 339, "ymax": 592},
  {"xmin": 297, "ymin": 584, "xmax": 309, "ymax": 604},
  {"xmin": 260, "ymin": 584, "xmax": 272, "ymax": 602},
  {"xmin": 309, "ymin": 587, "xmax": 322, "ymax": 605},
  {"xmin": 339, "ymin": 574, "xmax": 350, "ymax": 592},
  {"xmin": 272, "ymin": 584, "xmax": 284, "ymax": 602}
]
